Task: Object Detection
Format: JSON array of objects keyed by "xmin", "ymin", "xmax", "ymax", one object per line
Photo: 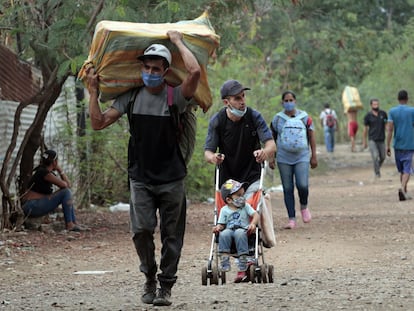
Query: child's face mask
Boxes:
[{"xmin": 232, "ymin": 196, "xmax": 246, "ymax": 208}]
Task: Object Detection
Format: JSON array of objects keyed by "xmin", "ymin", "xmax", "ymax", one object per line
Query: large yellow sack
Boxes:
[
  {"xmin": 342, "ymin": 86, "xmax": 363, "ymax": 113},
  {"xmin": 78, "ymin": 12, "xmax": 219, "ymax": 112}
]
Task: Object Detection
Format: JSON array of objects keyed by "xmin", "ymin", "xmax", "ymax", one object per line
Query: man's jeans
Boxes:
[
  {"xmin": 368, "ymin": 140, "xmax": 385, "ymax": 176},
  {"xmin": 277, "ymin": 161, "xmax": 309, "ymax": 219},
  {"xmin": 130, "ymin": 178, "xmax": 186, "ymax": 288},
  {"xmin": 324, "ymin": 126, "xmax": 335, "ymax": 152}
]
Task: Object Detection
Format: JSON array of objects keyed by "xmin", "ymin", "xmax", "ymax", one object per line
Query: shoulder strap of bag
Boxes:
[
  {"xmin": 166, "ymin": 85, "xmax": 182, "ymax": 136},
  {"xmin": 167, "ymin": 84, "xmax": 184, "ymax": 142},
  {"xmin": 127, "ymin": 87, "xmax": 141, "ymax": 136}
]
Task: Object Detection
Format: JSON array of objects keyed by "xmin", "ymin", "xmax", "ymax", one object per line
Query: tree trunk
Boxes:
[{"xmin": 0, "ymin": 77, "xmax": 66, "ymax": 230}]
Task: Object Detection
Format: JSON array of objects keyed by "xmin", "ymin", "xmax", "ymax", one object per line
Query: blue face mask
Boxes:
[
  {"xmin": 232, "ymin": 196, "xmax": 246, "ymax": 208},
  {"xmin": 229, "ymin": 106, "xmax": 247, "ymax": 118},
  {"xmin": 283, "ymin": 102, "xmax": 296, "ymax": 112},
  {"xmin": 141, "ymin": 71, "xmax": 164, "ymax": 88}
]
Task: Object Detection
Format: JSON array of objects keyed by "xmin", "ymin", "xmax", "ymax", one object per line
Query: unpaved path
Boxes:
[{"xmin": 1, "ymin": 144, "xmax": 414, "ymax": 311}]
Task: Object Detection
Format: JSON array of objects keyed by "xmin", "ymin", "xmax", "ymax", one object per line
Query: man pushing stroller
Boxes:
[{"xmin": 213, "ymin": 179, "xmax": 259, "ymax": 282}]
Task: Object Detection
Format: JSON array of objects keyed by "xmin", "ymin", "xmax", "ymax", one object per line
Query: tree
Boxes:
[
  {"xmin": 0, "ymin": 0, "xmax": 258, "ymax": 229},
  {"xmin": 4, "ymin": 0, "xmax": 413, "ymax": 229},
  {"xmin": 0, "ymin": 0, "xmax": 107, "ymax": 229}
]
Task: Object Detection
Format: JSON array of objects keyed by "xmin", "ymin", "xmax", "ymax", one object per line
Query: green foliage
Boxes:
[
  {"xmin": 4, "ymin": 0, "xmax": 414, "ymax": 206},
  {"xmin": 185, "ymin": 114, "xmax": 215, "ymax": 201},
  {"xmin": 359, "ymin": 17, "xmax": 414, "ymax": 112},
  {"xmin": 76, "ymin": 109, "xmax": 131, "ymax": 207}
]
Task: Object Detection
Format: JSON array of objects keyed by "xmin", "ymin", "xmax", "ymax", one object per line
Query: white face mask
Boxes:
[{"xmin": 229, "ymin": 105, "xmax": 247, "ymax": 118}]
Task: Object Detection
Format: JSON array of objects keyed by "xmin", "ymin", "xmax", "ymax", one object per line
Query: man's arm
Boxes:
[
  {"xmin": 386, "ymin": 121, "xmax": 394, "ymax": 156},
  {"xmin": 86, "ymin": 67, "xmax": 122, "ymax": 130},
  {"xmin": 252, "ymin": 112, "xmax": 277, "ymax": 163},
  {"xmin": 254, "ymin": 139, "xmax": 276, "ymax": 164},
  {"xmin": 167, "ymin": 30, "xmax": 201, "ymax": 99},
  {"xmin": 204, "ymin": 150, "xmax": 225, "ymax": 165},
  {"xmin": 263, "ymin": 139, "xmax": 276, "ymax": 161},
  {"xmin": 362, "ymin": 125, "xmax": 368, "ymax": 148}
]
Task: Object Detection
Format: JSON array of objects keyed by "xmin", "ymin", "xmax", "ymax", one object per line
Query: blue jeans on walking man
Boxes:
[{"xmin": 324, "ymin": 126, "xmax": 335, "ymax": 152}]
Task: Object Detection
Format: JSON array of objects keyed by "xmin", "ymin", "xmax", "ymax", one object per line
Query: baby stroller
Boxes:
[{"xmin": 201, "ymin": 163, "xmax": 276, "ymax": 285}]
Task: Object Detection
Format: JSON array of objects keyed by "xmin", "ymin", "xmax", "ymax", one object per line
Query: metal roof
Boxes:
[{"xmin": 0, "ymin": 45, "xmax": 42, "ymax": 102}]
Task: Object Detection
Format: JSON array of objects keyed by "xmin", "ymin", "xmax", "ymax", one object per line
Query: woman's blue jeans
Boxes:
[
  {"xmin": 218, "ymin": 228, "xmax": 249, "ymax": 256},
  {"xmin": 277, "ymin": 161, "xmax": 309, "ymax": 219},
  {"xmin": 22, "ymin": 188, "xmax": 76, "ymax": 224}
]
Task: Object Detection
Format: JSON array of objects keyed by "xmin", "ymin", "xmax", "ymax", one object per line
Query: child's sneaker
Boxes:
[
  {"xmin": 301, "ymin": 208, "xmax": 312, "ymax": 223},
  {"xmin": 220, "ymin": 256, "xmax": 231, "ymax": 272},
  {"xmin": 234, "ymin": 271, "xmax": 248, "ymax": 283}
]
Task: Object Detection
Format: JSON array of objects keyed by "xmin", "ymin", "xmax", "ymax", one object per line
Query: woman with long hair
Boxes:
[{"xmin": 22, "ymin": 150, "xmax": 81, "ymax": 231}]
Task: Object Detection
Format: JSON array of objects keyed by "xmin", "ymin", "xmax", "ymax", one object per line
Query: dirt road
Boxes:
[{"xmin": 1, "ymin": 144, "xmax": 413, "ymax": 310}]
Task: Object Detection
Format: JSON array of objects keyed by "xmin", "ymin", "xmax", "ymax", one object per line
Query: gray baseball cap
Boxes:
[
  {"xmin": 221, "ymin": 179, "xmax": 247, "ymax": 201},
  {"xmin": 138, "ymin": 44, "xmax": 172, "ymax": 66},
  {"xmin": 220, "ymin": 80, "xmax": 250, "ymax": 99}
]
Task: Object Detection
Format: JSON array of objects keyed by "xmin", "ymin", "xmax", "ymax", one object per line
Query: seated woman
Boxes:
[{"xmin": 22, "ymin": 149, "xmax": 82, "ymax": 231}]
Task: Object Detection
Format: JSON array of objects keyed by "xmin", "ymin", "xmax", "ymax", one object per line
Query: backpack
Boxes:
[
  {"xmin": 275, "ymin": 111, "xmax": 308, "ymax": 152},
  {"xmin": 325, "ymin": 110, "xmax": 336, "ymax": 128},
  {"xmin": 127, "ymin": 86, "xmax": 197, "ymax": 166}
]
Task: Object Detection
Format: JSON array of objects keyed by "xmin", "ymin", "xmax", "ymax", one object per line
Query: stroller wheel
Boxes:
[
  {"xmin": 211, "ymin": 266, "xmax": 219, "ymax": 285},
  {"xmin": 220, "ymin": 271, "xmax": 226, "ymax": 285},
  {"xmin": 268, "ymin": 264, "xmax": 274, "ymax": 283},
  {"xmin": 260, "ymin": 264, "xmax": 268, "ymax": 283},
  {"xmin": 201, "ymin": 266, "xmax": 208, "ymax": 286},
  {"xmin": 248, "ymin": 264, "xmax": 256, "ymax": 283}
]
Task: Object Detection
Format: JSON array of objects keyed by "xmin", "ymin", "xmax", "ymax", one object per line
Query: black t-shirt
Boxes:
[
  {"xmin": 363, "ymin": 110, "xmax": 388, "ymax": 142},
  {"xmin": 28, "ymin": 166, "xmax": 53, "ymax": 195},
  {"xmin": 216, "ymin": 108, "xmax": 261, "ymax": 187}
]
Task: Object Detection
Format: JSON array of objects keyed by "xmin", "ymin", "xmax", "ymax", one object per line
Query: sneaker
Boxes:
[
  {"xmin": 399, "ymin": 189, "xmax": 413, "ymax": 201},
  {"xmin": 153, "ymin": 288, "xmax": 172, "ymax": 306},
  {"xmin": 220, "ymin": 256, "xmax": 231, "ymax": 272},
  {"xmin": 398, "ymin": 189, "xmax": 413, "ymax": 201},
  {"xmin": 301, "ymin": 208, "xmax": 312, "ymax": 223},
  {"xmin": 141, "ymin": 279, "xmax": 156, "ymax": 304},
  {"xmin": 284, "ymin": 219, "xmax": 296, "ymax": 229},
  {"xmin": 234, "ymin": 271, "xmax": 248, "ymax": 283},
  {"xmin": 398, "ymin": 189, "xmax": 406, "ymax": 201}
]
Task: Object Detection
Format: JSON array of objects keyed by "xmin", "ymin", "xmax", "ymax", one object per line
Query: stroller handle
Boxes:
[{"xmin": 215, "ymin": 165, "xmax": 221, "ymax": 192}]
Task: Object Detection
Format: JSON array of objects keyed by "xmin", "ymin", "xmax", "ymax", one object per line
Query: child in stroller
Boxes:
[{"xmin": 212, "ymin": 179, "xmax": 259, "ymax": 282}]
